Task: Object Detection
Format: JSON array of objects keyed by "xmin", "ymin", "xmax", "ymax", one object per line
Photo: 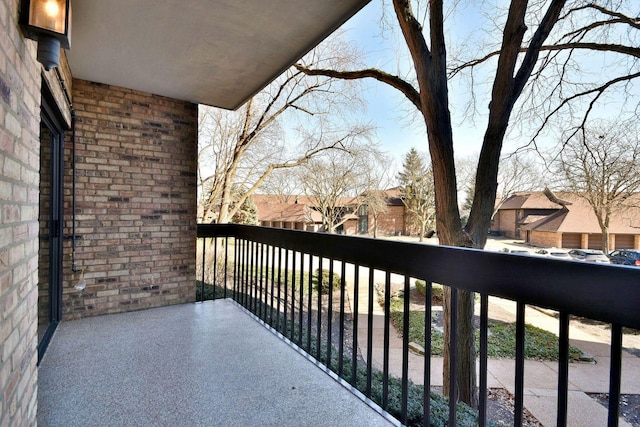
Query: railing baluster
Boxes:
[
  {"xmin": 250, "ymin": 240, "xmax": 256, "ymax": 313},
  {"xmin": 276, "ymin": 247, "xmax": 282, "ymax": 332},
  {"xmin": 223, "ymin": 236, "xmax": 228, "ymax": 298},
  {"xmin": 291, "ymin": 250, "xmax": 297, "ymax": 340},
  {"xmin": 298, "ymin": 251, "xmax": 304, "ymax": 346},
  {"xmin": 200, "ymin": 237, "xmax": 206, "ymax": 302},
  {"xmin": 608, "ymin": 323, "xmax": 623, "ymax": 427},
  {"xmin": 236, "ymin": 239, "xmax": 241, "ymax": 304},
  {"xmin": 366, "ymin": 267, "xmax": 374, "ymax": 398},
  {"xmin": 423, "ymin": 281, "xmax": 432, "ymax": 427},
  {"xmin": 338, "ymin": 261, "xmax": 346, "ymax": 377},
  {"xmin": 283, "ymin": 248, "xmax": 289, "ymax": 335},
  {"xmin": 382, "ymin": 271, "xmax": 391, "ymax": 410},
  {"xmin": 238, "ymin": 239, "xmax": 243, "ymax": 304},
  {"xmin": 316, "ymin": 256, "xmax": 323, "ymax": 362},
  {"xmin": 270, "ymin": 245, "xmax": 276, "ymax": 327},
  {"xmin": 259, "ymin": 243, "xmax": 265, "ymax": 320},
  {"xmin": 327, "ymin": 259, "xmax": 334, "ymax": 371},
  {"xmin": 254, "ymin": 241, "xmax": 259, "ymax": 313},
  {"xmin": 253, "ymin": 241, "xmax": 258, "ymax": 313},
  {"xmin": 449, "ymin": 286, "xmax": 458, "ymax": 427},
  {"xmin": 401, "ymin": 275, "xmax": 410, "ymax": 425},
  {"xmin": 233, "ymin": 238, "xmax": 238, "ymax": 301},
  {"xmin": 479, "ymin": 293, "xmax": 489, "ymax": 427},
  {"xmin": 213, "ymin": 237, "xmax": 218, "ymax": 299},
  {"xmin": 514, "ymin": 301, "xmax": 526, "ymax": 427},
  {"xmin": 557, "ymin": 311, "xmax": 569, "ymax": 427},
  {"xmin": 250, "ymin": 240, "xmax": 255, "ymax": 310},
  {"xmin": 244, "ymin": 240, "xmax": 249, "ymax": 307},
  {"xmin": 244, "ymin": 239, "xmax": 249, "ymax": 308},
  {"xmin": 351, "ymin": 264, "xmax": 360, "ymax": 387},
  {"xmin": 265, "ymin": 243, "xmax": 271, "ymax": 322},
  {"xmin": 307, "ymin": 254, "xmax": 313, "ymax": 353}
]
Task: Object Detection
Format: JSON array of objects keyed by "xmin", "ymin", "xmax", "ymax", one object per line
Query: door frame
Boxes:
[{"xmin": 38, "ymin": 80, "xmax": 66, "ymax": 363}]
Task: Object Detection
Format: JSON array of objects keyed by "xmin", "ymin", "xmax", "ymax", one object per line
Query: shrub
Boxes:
[
  {"xmin": 415, "ymin": 280, "xmax": 444, "ymax": 301},
  {"xmin": 195, "ymin": 281, "xmax": 227, "ymax": 301},
  {"xmin": 313, "ymin": 268, "xmax": 341, "ymax": 294}
]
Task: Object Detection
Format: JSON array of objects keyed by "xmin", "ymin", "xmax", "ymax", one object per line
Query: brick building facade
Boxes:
[
  {"xmin": 63, "ymin": 80, "xmax": 197, "ymax": 319},
  {"xmin": 1, "ymin": 0, "xmax": 44, "ymax": 423},
  {"xmin": 254, "ymin": 189, "xmax": 411, "ymax": 237},
  {"xmin": 493, "ymin": 191, "xmax": 640, "ymax": 251}
]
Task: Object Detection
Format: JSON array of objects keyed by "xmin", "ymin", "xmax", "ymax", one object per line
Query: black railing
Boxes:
[{"xmin": 197, "ymin": 223, "xmax": 640, "ymax": 426}]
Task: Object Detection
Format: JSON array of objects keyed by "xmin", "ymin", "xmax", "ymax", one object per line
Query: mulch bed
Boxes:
[{"xmin": 589, "ymin": 393, "xmax": 640, "ymax": 426}]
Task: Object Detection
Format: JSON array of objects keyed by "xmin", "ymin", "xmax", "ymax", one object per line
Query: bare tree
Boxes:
[
  {"xmin": 297, "ymin": 0, "xmax": 640, "ymax": 407},
  {"xmin": 258, "ymin": 168, "xmax": 303, "ymax": 203},
  {"xmin": 360, "ymin": 191, "xmax": 390, "ymax": 238},
  {"xmin": 496, "ymin": 154, "xmax": 543, "ymax": 209},
  {"xmin": 301, "ymin": 143, "xmax": 387, "ymax": 234},
  {"xmin": 360, "ymin": 155, "xmax": 394, "ymax": 237},
  {"xmin": 459, "ymin": 152, "xmax": 543, "ymax": 222},
  {"xmin": 556, "ymin": 119, "xmax": 640, "ymax": 251},
  {"xmin": 198, "ymin": 33, "xmax": 369, "ymax": 224},
  {"xmin": 397, "ymin": 148, "xmax": 436, "ymax": 241}
]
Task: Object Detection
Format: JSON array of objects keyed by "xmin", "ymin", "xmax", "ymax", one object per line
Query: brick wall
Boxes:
[
  {"xmin": 496, "ymin": 210, "xmax": 518, "ymax": 238},
  {"xmin": 0, "ymin": 0, "xmax": 42, "ymax": 424},
  {"xmin": 529, "ymin": 231, "xmax": 561, "ymax": 248},
  {"xmin": 374, "ymin": 205, "xmax": 405, "ymax": 236},
  {"xmin": 66, "ymin": 79, "xmax": 197, "ymax": 319}
]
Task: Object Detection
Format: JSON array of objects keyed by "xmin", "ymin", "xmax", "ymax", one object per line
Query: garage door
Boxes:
[
  {"xmin": 561, "ymin": 233, "xmax": 581, "ymax": 249},
  {"xmin": 615, "ymin": 234, "xmax": 635, "ymax": 249},
  {"xmin": 588, "ymin": 234, "xmax": 603, "ymax": 250}
]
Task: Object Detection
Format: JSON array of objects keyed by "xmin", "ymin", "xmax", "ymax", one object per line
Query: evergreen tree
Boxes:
[
  {"xmin": 231, "ymin": 194, "xmax": 259, "ymax": 225},
  {"xmin": 397, "ymin": 148, "xmax": 435, "ymax": 241}
]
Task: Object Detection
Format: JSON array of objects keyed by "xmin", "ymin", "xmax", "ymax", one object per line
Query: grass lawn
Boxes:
[{"xmin": 389, "ymin": 296, "xmax": 584, "ymax": 361}]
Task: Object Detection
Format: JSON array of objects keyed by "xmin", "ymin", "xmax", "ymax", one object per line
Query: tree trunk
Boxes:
[
  {"xmin": 598, "ymin": 213, "xmax": 611, "ymax": 252},
  {"xmin": 602, "ymin": 227, "xmax": 610, "ymax": 252},
  {"xmin": 217, "ymin": 167, "xmax": 236, "ymax": 224},
  {"xmin": 217, "ymin": 152, "xmax": 244, "ymax": 225},
  {"xmin": 373, "ymin": 214, "xmax": 378, "ymax": 238},
  {"xmin": 390, "ymin": 0, "xmax": 476, "ymax": 407}
]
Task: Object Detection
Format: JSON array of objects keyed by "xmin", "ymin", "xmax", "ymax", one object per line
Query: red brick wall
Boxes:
[
  {"xmin": 66, "ymin": 79, "xmax": 198, "ymax": 319},
  {"xmin": 529, "ymin": 231, "xmax": 561, "ymax": 248},
  {"xmin": 375, "ymin": 205, "xmax": 406, "ymax": 236},
  {"xmin": 496, "ymin": 210, "xmax": 518, "ymax": 238},
  {"xmin": 0, "ymin": 0, "xmax": 42, "ymax": 424}
]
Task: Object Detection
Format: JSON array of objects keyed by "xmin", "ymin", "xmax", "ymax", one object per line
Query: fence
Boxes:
[{"xmin": 197, "ymin": 223, "xmax": 640, "ymax": 426}]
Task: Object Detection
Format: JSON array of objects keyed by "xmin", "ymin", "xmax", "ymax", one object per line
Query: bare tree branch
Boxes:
[{"xmin": 295, "ymin": 64, "xmax": 422, "ymax": 110}]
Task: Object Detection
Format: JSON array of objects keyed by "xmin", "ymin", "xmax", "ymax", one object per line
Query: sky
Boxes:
[
  {"xmin": 328, "ymin": 0, "xmax": 639, "ymax": 176},
  {"xmin": 336, "ymin": 0, "xmax": 489, "ymax": 171}
]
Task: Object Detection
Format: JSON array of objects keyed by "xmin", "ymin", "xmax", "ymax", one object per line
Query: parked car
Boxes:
[
  {"xmin": 567, "ymin": 249, "xmax": 611, "ymax": 263},
  {"xmin": 535, "ymin": 248, "xmax": 572, "ymax": 259},
  {"xmin": 607, "ymin": 249, "xmax": 640, "ymax": 266},
  {"xmin": 501, "ymin": 248, "xmax": 530, "ymax": 255}
]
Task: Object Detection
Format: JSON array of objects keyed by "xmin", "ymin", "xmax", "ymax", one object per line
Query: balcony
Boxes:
[
  {"xmin": 37, "ymin": 299, "xmax": 393, "ymax": 426},
  {"xmin": 39, "ymin": 224, "xmax": 640, "ymax": 426}
]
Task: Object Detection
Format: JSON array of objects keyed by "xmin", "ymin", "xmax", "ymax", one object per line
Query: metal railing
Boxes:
[{"xmin": 197, "ymin": 223, "xmax": 640, "ymax": 426}]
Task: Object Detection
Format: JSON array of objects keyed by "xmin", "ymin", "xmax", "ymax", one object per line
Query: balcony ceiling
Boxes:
[{"xmin": 67, "ymin": 0, "xmax": 370, "ymax": 110}]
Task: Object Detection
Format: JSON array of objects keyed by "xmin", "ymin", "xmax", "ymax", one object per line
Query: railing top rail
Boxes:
[{"xmin": 198, "ymin": 223, "xmax": 640, "ymax": 329}]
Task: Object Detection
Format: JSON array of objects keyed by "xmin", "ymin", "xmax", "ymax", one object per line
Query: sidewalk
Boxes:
[{"xmin": 348, "ymin": 270, "xmax": 639, "ymax": 426}]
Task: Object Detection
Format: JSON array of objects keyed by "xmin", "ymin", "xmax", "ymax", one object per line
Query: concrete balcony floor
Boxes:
[{"xmin": 37, "ymin": 299, "xmax": 394, "ymax": 427}]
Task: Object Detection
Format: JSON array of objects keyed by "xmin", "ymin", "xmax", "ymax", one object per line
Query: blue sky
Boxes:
[
  {"xmin": 338, "ymin": 0, "xmax": 489, "ymax": 171},
  {"xmin": 335, "ymin": 0, "xmax": 640, "ymax": 176}
]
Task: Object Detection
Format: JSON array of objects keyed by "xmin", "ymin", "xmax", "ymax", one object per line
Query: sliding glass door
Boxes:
[{"xmin": 38, "ymin": 86, "xmax": 65, "ymax": 362}]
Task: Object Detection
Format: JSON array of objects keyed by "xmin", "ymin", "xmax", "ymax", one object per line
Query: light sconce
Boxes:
[{"xmin": 20, "ymin": 0, "xmax": 71, "ymax": 71}]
